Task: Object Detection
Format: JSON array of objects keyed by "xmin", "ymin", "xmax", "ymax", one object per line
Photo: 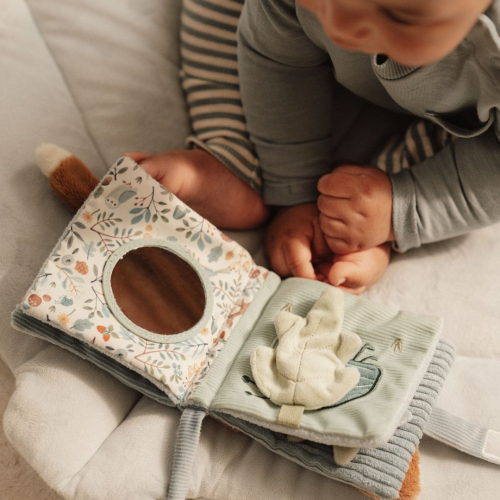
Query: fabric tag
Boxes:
[{"xmin": 483, "ymin": 429, "xmax": 500, "ymax": 465}]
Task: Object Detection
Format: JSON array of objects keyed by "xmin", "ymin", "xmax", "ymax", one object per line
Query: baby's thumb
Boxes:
[
  {"xmin": 123, "ymin": 151, "xmax": 152, "ymax": 164},
  {"xmin": 328, "ymin": 261, "xmax": 363, "ymax": 289}
]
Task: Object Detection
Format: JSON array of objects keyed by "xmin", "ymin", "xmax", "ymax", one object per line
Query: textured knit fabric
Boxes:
[
  {"xmin": 167, "ymin": 408, "xmax": 207, "ymax": 500},
  {"xmin": 180, "ymin": 0, "xmax": 262, "ymax": 192},
  {"xmin": 214, "ymin": 340, "xmax": 456, "ymax": 500},
  {"xmin": 238, "ymin": 0, "xmax": 500, "ymax": 252}
]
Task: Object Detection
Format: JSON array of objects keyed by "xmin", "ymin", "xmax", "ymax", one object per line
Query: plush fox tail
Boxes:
[{"xmin": 35, "ymin": 143, "xmax": 99, "ymax": 213}]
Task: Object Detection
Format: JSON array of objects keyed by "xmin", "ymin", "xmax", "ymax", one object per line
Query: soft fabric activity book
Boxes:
[{"xmin": 11, "ymin": 156, "xmax": 456, "ymax": 500}]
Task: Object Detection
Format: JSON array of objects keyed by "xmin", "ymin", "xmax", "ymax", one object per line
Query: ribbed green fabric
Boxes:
[
  {"xmin": 167, "ymin": 408, "xmax": 207, "ymax": 500},
  {"xmin": 189, "ymin": 271, "xmax": 281, "ymax": 408},
  {"xmin": 211, "ymin": 278, "xmax": 443, "ymax": 447},
  {"xmin": 213, "ymin": 340, "xmax": 455, "ymax": 500},
  {"xmin": 425, "ymin": 407, "xmax": 500, "ymax": 465}
]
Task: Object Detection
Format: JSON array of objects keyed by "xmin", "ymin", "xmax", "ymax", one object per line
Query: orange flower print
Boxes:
[
  {"xmin": 97, "ymin": 325, "xmax": 111, "ymax": 341},
  {"xmin": 75, "ymin": 261, "xmax": 89, "ymax": 275},
  {"xmin": 249, "ymin": 268, "xmax": 261, "ymax": 279},
  {"xmin": 82, "ymin": 211, "xmax": 93, "ymax": 223},
  {"xmin": 200, "ymin": 327, "xmax": 209, "ymax": 336},
  {"xmin": 57, "ymin": 313, "xmax": 70, "ymax": 327},
  {"xmin": 143, "ymin": 224, "xmax": 153, "ymax": 239},
  {"xmin": 225, "ymin": 250, "xmax": 234, "ymax": 260}
]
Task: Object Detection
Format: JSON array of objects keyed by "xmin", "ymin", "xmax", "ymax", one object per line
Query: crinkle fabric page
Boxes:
[{"xmin": 19, "ymin": 157, "xmax": 267, "ymax": 402}]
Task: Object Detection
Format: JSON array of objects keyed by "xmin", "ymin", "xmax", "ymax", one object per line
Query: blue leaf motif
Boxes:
[
  {"xmin": 197, "ymin": 238, "xmax": 205, "ymax": 251},
  {"xmin": 131, "ymin": 214, "xmax": 144, "ymax": 225},
  {"xmin": 102, "ymin": 305, "xmax": 110, "ymax": 318},
  {"xmin": 145, "ymin": 209, "xmax": 151, "ymax": 223},
  {"xmin": 129, "ymin": 208, "xmax": 143, "ymax": 214},
  {"xmin": 173, "ymin": 206, "xmax": 187, "ymax": 219},
  {"xmin": 71, "ymin": 319, "xmax": 95, "ymax": 331},
  {"xmin": 208, "ymin": 245, "xmax": 223, "ymax": 263}
]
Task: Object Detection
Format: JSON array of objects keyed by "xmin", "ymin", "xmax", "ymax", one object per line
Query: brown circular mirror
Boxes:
[{"xmin": 109, "ymin": 246, "xmax": 206, "ymax": 336}]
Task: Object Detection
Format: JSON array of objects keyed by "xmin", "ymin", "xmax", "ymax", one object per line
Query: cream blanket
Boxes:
[{"xmin": 0, "ymin": 1, "xmax": 499, "ymax": 499}]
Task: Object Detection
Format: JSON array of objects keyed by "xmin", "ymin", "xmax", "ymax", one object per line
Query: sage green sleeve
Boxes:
[
  {"xmin": 237, "ymin": 0, "xmax": 336, "ymax": 206},
  {"xmin": 390, "ymin": 126, "xmax": 500, "ymax": 252}
]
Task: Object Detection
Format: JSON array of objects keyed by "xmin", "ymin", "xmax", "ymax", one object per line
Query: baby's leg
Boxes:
[{"xmin": 179, "ymin": 0, "xmax": 261, "ymax": 193}]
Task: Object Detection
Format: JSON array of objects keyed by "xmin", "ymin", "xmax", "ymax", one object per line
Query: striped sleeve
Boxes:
[
  {"xmin": 180, "ymin": 0, "xmax": 262, "ymax": 193},
  {"xmin": 371, "ymin": 119, "xmax": 456, "ymax": 253}
]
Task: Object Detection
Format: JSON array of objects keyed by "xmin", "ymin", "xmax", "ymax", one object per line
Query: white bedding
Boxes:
[{"xmin": 0, "ymin": 1, "xmax": 499, "ymax": 499}]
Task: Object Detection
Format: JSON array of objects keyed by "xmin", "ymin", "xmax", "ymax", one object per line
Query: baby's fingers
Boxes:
[
  {"xmin": 269, "ymin": 236, "xmax": 317, "ymax": 280},
  {"xmin": 123, "ymin": 151, "xmax": 152, "ymax": 164}
]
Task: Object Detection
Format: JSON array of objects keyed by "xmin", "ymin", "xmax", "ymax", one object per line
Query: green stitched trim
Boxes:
[{"xmin": 102, "ymin": 238, "xmax": 214, "ymax": 343}]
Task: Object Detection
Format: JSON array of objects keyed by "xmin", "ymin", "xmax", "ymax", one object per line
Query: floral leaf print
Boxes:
[
  {"xmin": 130, "ymin": 186, "xmax": 171, "ymax": 224},
  {"xmin": 173, "ymin": 206, "xmax": 187, "ymax": 219},
  {"xmin": 208, "ymin": 244, "xmax": 223, "ymax": 263},
  {"xmin": 84, "ymin": 241, "xmax": 96, "ymax": 260},
  {"xmin": 131, "ymin": 214, "xmax": 144, "ymax": 225},
  {"xmin": 71, "ymin": 318, "xmax": 94, "ymax": 331}
]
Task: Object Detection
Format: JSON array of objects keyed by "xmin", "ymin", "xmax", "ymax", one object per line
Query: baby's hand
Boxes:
[
  {"xmin": 265, "ymin": 204, "xmax": 331, "ymax": 280},
  {"xmin": 317, "ymin": 165, "xmax": 395, "ymax": 254},
  {"xmin": 123, "ymin": 149, "xmax": 269, "ymax": 229}
]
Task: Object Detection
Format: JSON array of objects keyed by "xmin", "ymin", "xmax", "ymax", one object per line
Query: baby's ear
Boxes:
[{"xmin": 35, "ymin": 143, "xmax": 99, "ymax": 213}]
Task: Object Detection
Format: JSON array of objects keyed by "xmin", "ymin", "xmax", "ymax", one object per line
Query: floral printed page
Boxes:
[{"xmin": 19, "ymin": 156, "xmax": 268, "ymax": 403}]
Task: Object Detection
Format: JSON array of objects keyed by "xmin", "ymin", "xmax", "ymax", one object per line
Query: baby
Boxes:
[{"xmin": 126, "ymin": 0, "xmax": 500, "ymax": 294}]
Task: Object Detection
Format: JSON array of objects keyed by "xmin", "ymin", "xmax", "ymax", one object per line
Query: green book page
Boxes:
[{"xmin": 209, "ymin": 278, "xmax": 443, "ymax": 448}]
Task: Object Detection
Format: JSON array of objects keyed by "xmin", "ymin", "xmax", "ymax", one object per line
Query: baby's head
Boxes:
[{"xmin": 297, "ymin": 0, "xmax": 493, "ymax": 66}]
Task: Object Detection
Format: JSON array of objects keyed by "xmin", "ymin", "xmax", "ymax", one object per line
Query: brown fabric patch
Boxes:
[{"xmin": 49, "ymin": 156, "xmax": 99, "ymax": 212}]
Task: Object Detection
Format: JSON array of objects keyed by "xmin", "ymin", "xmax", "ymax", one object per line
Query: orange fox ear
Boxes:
[{"xmin": 36, "ymin": 143, "xmax": 99, "ymax": 213}]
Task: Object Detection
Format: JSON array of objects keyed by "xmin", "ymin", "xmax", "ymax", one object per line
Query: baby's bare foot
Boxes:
[
  {"xmin": 124, "ymin": 149, "xmax": 269, "ymax": 229},
  {"xmin": 315, "ymin": 243, "xmax": 391, "ymax": 295}
]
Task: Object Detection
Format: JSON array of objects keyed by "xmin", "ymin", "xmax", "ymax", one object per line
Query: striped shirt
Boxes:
[
  {"xmin": 179, "ymin": 0, "xmax": 452, "ymax": 195},
  {"xmin": 180, "ymin": 0, "xmax": 262, "ymax": 193}
]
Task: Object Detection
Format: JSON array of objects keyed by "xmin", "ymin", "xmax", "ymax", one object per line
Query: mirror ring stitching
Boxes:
[{"xmin": 102, "ymin": 238, "xmax": 213, "ymax": 343}]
